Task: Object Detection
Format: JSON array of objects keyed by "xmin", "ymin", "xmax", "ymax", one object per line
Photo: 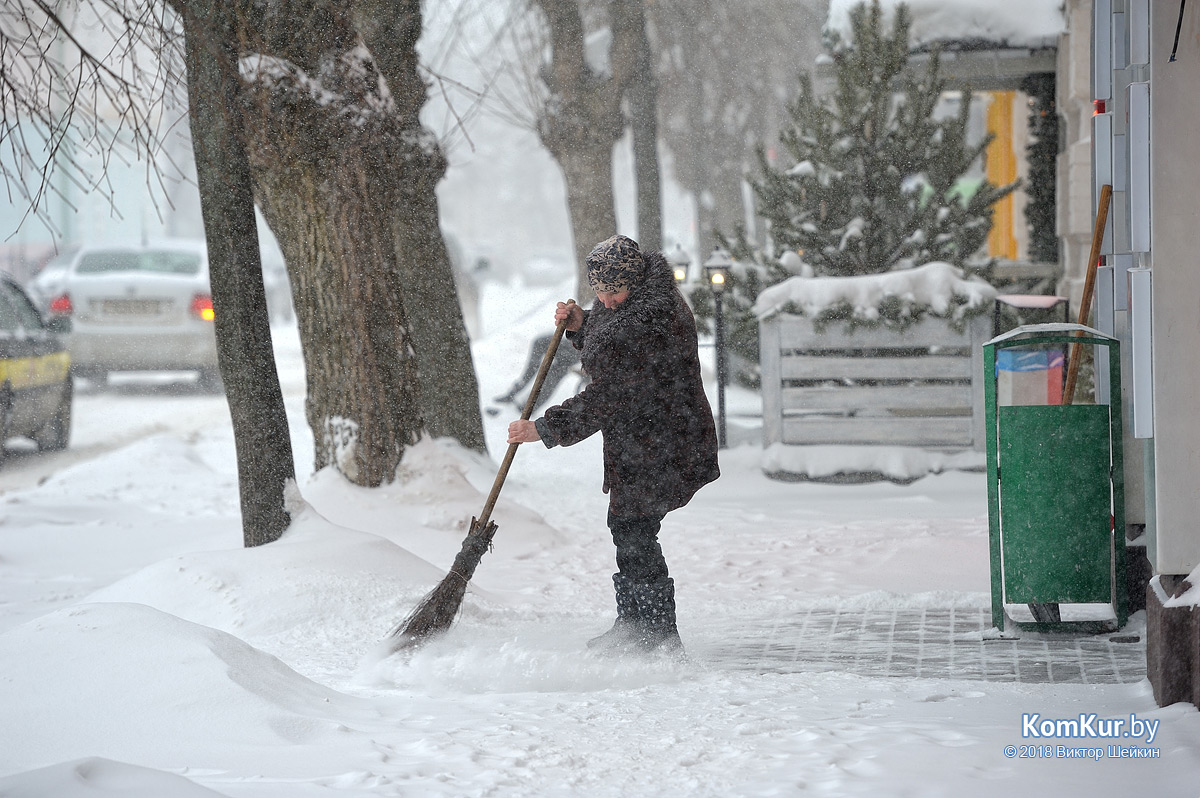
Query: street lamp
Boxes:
[
  {"xmin": 704, "ymin": 247, "xmax": 732, "ymax": 449},
  {"xmin": 667, "ymin": 244, "xmax": 691, "ymax": 285}
]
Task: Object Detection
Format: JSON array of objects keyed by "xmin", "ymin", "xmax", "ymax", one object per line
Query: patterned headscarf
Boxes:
[{"xmin": 586, "ymin": 235, "xmax": 644, "ymax": 293}]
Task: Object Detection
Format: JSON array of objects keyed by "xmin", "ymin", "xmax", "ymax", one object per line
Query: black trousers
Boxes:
[{"xmin": 608, "ymin": 511, "xmax": 669, "ymax": 582}]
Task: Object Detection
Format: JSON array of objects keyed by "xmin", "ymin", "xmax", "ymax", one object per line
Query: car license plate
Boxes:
[{"xmin": 102, "ymin": 298, "xmax": 162, "ymax": 315}]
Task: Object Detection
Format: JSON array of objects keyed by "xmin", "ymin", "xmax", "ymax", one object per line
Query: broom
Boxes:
[
  {"xmin": 386, "ymin": 299, "xmax": 576, "ymax": 652},
  {"xmin": 1063, "ymin": 183, "xmax": 1112, "ymax": 405}
]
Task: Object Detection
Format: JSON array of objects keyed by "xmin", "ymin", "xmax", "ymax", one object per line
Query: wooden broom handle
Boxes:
[
  {"xmin": 473, "ymin": 299, "xmax": 576, "ymax": 530},
  {"xmin": 1063, "ymin": 184, "xmax": 1112, "ymax": 405}
]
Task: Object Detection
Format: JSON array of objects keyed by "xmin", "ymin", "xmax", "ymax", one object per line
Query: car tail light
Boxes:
[
  {"xmin": 190, "ymin": 294, "xmax": 215, "ymax": 321},
  {"xmin": 49, "ymin": 294, "xmax": 73, "ymax": 315}
]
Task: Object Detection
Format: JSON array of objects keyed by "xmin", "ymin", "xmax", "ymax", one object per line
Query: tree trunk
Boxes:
[
  {"xmin": 177, "ymin": 0, "xmax": 295, "ymax": 547},
  {"xmin": 699, "ymin": 172, "xmax": 746, "ymax": 257},
  {"xmin": 353, "ymin": 0, "xmax": 485, "ymax": 453},
  {"xmin": 652, "ymin": 1, "xmax": 825, "ymax": 258},
  {"xmin": 390, "ymin": 172, "xmax": 486, "ymax": 452},
  {"xmin": 558, "ymin": 142, "xmax": 620, "ymax": 298},
  {"xmin": 624, "ymin": 0, "xmax": 662, "ymax": 252},
  {"xmin": 533, "ymin": 0, "xmax": 637, "ymax": 300},
  {"xmin": 242, "ymin": 55, "xmax": 425, "ymax": 487}
]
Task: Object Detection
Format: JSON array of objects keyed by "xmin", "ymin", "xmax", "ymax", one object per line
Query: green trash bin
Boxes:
[{"xmin": 984, "ymin": 323, "xmax": 1127, "ymax": 633}]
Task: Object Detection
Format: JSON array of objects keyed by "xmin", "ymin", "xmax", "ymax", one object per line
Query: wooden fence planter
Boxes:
[{"xmin": 759, "ymin": 312, "xmax": 990, "ymax": 456}]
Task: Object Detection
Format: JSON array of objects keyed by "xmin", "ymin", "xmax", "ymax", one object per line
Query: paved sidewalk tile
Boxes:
[{"xmin": 698, "ymin": 608, "xmax": 1145, "ymax": 684}]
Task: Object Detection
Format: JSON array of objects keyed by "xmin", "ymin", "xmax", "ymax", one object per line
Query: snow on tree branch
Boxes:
[{"xmin": 239, "ymin": 46, "xmax": 396, "ymax": 127}]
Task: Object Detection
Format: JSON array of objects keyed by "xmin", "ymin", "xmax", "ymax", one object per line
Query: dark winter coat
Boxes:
[{"xmin": 534, "ymin": 251, "xmax": 720, "ymax": 517}]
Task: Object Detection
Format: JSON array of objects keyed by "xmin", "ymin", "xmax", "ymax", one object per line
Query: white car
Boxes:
[
  {"xmin": 25, "ymin": 245, "xmax": 80, "ymax": 315},
  {"xmin": 44, "ymin": 242, "xmax": 221, "ymax": 390}
]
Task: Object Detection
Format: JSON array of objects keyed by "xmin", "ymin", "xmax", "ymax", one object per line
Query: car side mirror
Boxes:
[{"xmin": 46, "ymin": 315, "xmax": 72, "ymax": 335}]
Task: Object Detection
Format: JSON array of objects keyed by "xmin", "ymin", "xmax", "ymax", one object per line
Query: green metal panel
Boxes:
[
  {"xmin": 1107, "ymin": 341, "xmax": 1127, "ymax": 627},
  {"xmin": 984, "ymin": 343, "xmax": 1004, "ymax": 629},
  {"xmin": 997, "ymin": 405, "xmax": 1113, "ymax": 604}
]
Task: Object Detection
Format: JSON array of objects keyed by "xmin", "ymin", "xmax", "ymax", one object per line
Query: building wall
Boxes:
[
  {"xmin": 1085, "ymin": 0, "xmax": 1200, "ymax": 710},
  {"xmin": 1061, "ymin": 0, "xmax": 1153, "ymax": 530},
  {"xmin": 1148, "ymin": 1, "xmax": 1200, "ymax": 576},
  {"xmin": 1071, "ymin": 0, "xmax": 1200, "ymax": 577}
]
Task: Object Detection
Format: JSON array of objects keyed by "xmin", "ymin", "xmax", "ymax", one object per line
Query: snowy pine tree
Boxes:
[
  {"xmin": 754, "ymin": 1, "xmax": 1017, "ymax": 278},
  {"xmin": 691, "ymin": 1, "xmax": 1020, "ymax": 382}
]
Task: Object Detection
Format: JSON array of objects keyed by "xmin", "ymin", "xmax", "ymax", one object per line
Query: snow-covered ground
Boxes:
[{"xmin": 1, "ymin": 278, "xmax": 1198, "ymax": 797}]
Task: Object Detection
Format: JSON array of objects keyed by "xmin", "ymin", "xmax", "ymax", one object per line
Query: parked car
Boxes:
[
  {"xmin": 0, "ymin": 273, "xmax": 72, "ymax": 454},
  {"xmin": 44, "ymin": 242, "xmax": 221, "ymax": 390},
  {"xmin": 24, "ymin": 244, "xmax": 81, "ymax": 315}
]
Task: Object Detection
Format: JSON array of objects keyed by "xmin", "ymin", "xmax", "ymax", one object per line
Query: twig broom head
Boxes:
[
  {"xmin": 386, "ymin": 571, "xmax": 469, "ymax": 653},
  {"xmin": 385, "ymin": 517, "xmax": 497, "ymax": 654}
]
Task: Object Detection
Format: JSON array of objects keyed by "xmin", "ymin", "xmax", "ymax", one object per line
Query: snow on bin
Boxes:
[{"xmin": 984, "ymin": 323, "xmax": 1127, "ymax": 634}]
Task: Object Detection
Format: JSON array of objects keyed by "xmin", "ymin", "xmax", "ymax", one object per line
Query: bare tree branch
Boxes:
[{"xmin": 1, "ymin": 0, "xmax": 189, "ymax": 239}]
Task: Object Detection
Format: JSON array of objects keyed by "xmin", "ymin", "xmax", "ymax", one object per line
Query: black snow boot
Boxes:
[
  {"xmin": 629, "ymin": 577, "xmax": 684, "ymax": 657},
  {"xmin": 587, "ymin": 573, "xmax": 640, "ymax": 652}
]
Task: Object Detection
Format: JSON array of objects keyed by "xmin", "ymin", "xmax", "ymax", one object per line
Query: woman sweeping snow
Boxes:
[{"xmin": 508, "ymin": 235, "xmax": 720, "ymax": 655}]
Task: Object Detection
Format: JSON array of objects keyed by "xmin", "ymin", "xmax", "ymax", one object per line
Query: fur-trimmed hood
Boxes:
[{"xmin": 576, "ymin": 250, "xmax": 679, "ymax": 376}]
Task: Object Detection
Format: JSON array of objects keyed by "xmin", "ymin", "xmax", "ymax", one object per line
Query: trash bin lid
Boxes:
[
  {"xmin": 995, "ymin": 294, "xmax": 1068, "ymax": 310},
  {"xmin": 985, "ymin": 322, "xmax": 1115, "ymax": 347}
]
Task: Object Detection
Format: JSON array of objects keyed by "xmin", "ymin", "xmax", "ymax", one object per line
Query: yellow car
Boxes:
[{"xmin": 0, "ymin": 273, "xmax": 72, "ymax": 455}]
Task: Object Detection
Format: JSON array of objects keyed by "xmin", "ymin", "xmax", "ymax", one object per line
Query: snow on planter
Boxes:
[
  {"xmin": 752, "ymin": 261, "xmax": 997, "ymax": 327},
  {"xmin": 755, "ymin": 263, "xmax": 994, "ymax": 483}
]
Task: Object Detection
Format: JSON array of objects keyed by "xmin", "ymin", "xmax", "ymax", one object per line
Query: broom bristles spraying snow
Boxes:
[{"xmin": 386, "ymin": 517, "xmax": 497, "ymax": 652}]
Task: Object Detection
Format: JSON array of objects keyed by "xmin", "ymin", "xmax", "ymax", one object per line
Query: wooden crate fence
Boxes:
[{"xmin": 759, "ymin": 313, "xmax": 989, "ymax": 451}]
